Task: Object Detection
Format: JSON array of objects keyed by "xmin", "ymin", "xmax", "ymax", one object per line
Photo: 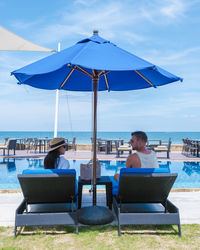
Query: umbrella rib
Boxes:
[
  {"xmin": 135, "ymin": 70, "xmax": 156, "ymax": 88},
  {"xmin": 98, "ymin": 70, "xmax": 110, "ymax": 77},
  {"xmin": 75, "ymin": 65, "xmax": 93, "ymax": 78},
  {"xmin": 104, "ymin": 74, "xmax": 109, "ymax": 90},
  {"xmin": 60, "ymin": 64, "xmax": 92, "ymax": 89},
  {"xmin": 60, "ymin": 67, "xmax": 75, "ymax": 88},
  {"xmin": 98, "ymin": 70, "xmax": 110, "ymax": 90}
]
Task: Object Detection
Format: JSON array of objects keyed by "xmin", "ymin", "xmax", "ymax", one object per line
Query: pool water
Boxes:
[{"xmin": 0, "ymin": 158, "xmax": 200, "ymax": 189}]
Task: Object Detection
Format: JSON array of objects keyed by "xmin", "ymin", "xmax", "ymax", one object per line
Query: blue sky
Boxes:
[{"xmin": 0, "ymin": 0, "xmax": 200, "ymax": 132}]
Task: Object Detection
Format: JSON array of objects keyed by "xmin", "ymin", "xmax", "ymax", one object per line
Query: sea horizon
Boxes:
[{"xmin": 0, "ymin": 131, "xmax": 200, "ymax": 144}]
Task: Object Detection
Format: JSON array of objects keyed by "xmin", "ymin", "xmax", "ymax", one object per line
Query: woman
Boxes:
[{"xmin": 44, "ymin": 137, "xmax": 70, "ymax": 169}]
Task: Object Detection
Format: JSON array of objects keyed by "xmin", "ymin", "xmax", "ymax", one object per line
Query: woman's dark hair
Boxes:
[
  {"xmin": 131, "ymin": 131, "xmax": 148, "ymax": 143},
  {"xmin": 44, "ymin": 149, "xmax": 60, "ymax": 169}
]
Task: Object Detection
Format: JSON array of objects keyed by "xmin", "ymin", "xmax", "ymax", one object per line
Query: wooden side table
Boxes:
[{"xmin": 78, "ymin": 176, "xmax": 112, "ymax": 210}]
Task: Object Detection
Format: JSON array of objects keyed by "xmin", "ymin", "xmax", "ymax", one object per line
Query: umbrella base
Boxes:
[{"xmin": 78, "ymin": 206, "xmax": 114, "ymax": 225}]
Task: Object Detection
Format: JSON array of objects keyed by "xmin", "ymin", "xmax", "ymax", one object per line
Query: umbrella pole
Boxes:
[
  {"xmin": 78, "ymin": 73, "xmax": 114, "ymax": 225},
  {"xmin": 92, "ymin": 75, "xmax": 98, "ymax": 206}
]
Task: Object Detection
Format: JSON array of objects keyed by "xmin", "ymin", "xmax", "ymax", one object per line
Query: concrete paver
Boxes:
[
  {"xmin": 0, "ymin": 149, "xmax": 199, "ymax": 161},
  {"xmin": 0, "ymin": 191, "xmax": 200, "ymax": 227}
]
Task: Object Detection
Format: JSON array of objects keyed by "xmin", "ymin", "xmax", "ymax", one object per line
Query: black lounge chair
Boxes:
[
  {"xmin": 15, "ymin": 169, "xmax": 78, "ymax": 237},
  {"xmin": 112, "ymin": 168, "xmax": 181, "ymax": 236}
]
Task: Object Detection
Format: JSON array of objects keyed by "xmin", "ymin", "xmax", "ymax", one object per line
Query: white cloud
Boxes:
[
  {"xmin": 73, "ymin": 0, "xmax": 96, "ymax": 7},
  {"xmin": 141, "ymin": 46, "xmax": 200, "ymax": 69},
  {"xmin": 160, "ymin": 0, "xmax": 186, "ymax": 18},
  {"xmin": 10, "ymin": 20, "xmax": 42, "ymax": 30},
  {"xmin": 33, "ymin": 0, "xmax": 197, "ymax": 48},
  {"xmin": 7, "ymin": 0, "xmax": 195, "ymax": 48},
  {"xmin": 33, "ymin": 1, "xmax": 146, "ymax": 44}
]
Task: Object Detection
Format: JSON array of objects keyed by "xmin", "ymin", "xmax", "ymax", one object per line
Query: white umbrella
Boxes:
[{"xmin": 0, "ymin": 25, "xmax": 54, "ymax": 52}]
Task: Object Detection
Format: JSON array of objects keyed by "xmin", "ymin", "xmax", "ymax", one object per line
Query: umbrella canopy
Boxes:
[
  {"xmin": 11, "ymin": 30, "xmax": 182, "ymax": 208},
  {"xmin": 11, "ymin": 31, "xmax": 182, "ymax": 91}
]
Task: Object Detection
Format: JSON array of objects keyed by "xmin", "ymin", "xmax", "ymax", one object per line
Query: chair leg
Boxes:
[
  {"xmin": 75, "ymin": 204, "xmax": 78, "ymax": 234},
  {"xmin": 118, "ymin": 215, "xmax": 121, "ymax": 237},
  {"xmin": 14, "ymin": 226, "xmax": 17, "ymax": 238},
  {"xmin": 75, "ymin": 224, "xmax": 79, "ymax": 234},
  {"xmin": 75, "ymin": 217, "xmax": 79, "ymax": 234},
  {"xmin": 113, "ymin": 197, "xmax": 121, "ymax": 236},
  {"xmin": 167, "ymin": 151, "xmax": 169, "ymax": 158},
  {"xmin": 178, "ymin": 224, "xmax": 181, "ymax": 237},
  {"xmin": 116, "ymin": 206, "xmax": 121, "ymax": 237}
]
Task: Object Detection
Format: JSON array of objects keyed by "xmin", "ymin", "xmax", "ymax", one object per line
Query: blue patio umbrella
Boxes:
[{"xmin": 11, "ymin": 30, "xmax": 182, "ymax": 224}]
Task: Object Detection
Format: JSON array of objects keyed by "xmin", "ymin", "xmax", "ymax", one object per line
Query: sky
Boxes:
[{"xmin": 0, "ymin": 0, "xmax": 200, "ymax": 132}]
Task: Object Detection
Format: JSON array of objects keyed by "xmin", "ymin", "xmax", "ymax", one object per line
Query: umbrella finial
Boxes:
[{"xmin": 93, "ymin": 29, "xmax": 99, "ymax": 36}]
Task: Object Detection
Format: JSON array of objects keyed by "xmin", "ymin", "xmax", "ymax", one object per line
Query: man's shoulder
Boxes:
[
  {"xmin": 126, "ymin": 152, "xmax": 140, "ymax": 168},
  {"xmin": 128, "ymin": 152, "xmax": 138, "ymax": 159}
]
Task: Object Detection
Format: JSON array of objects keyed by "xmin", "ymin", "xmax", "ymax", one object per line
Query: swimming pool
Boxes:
[{"xmin": 0, "ymin": 158, "xmax": 200, "ymax": 189}]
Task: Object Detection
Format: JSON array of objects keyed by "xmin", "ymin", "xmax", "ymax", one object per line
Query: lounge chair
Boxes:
[
  {"xmin": 115, "ymin": 141, "xmax": 132, "ymax": 157},
  {"xmin": 68, "ymin": 137, "xmax": 76, "ymax": 151},
  {"xmin": 97, "ymin": 139, "xmax": 107, "ymax": 153},
  {"xmin": 0, "ymin": 139, "xmax": 16, "ymax": 156},
  {"xmin": 15, "ymin": 169, "xmax": 78, "ymax": 237},
  {"xmin": 154, "ymin": 138, "xmax": 172, "ymax": 158},
  {"xmin": 112, "ymin": 168, "xmax": 181, "ymax": 236}
]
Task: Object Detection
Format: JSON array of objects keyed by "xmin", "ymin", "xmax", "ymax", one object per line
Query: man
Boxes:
[{"xmin": 114, "ymin": 131, "xmax": 158, "ymax": 182}]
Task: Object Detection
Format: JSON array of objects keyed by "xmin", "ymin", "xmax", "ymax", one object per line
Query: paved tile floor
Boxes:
[
  {"xmin": 0, "ymin": 149, "xmax": 199, "ymax": 161},
  {"xmin": 0, "ymin": 190, "xmax": 200, "ymax": 227}
]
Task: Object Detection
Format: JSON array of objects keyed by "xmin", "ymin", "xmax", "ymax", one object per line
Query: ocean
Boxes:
[{"xmin": 0, "ymin": 131, "xmax": 200, "ymax": 144}]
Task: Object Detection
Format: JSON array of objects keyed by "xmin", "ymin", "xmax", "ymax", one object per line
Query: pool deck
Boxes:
[
  {"xmin": 0, "ymin": 149, "xmax": 200, "ymax": 227},
  {"xmin": 0, "ymin": 149, "xmax": 199, "ymax": 161},
  {"xmin": 0, "ymin": 190, "xmax": 200, "ymax": 227}
]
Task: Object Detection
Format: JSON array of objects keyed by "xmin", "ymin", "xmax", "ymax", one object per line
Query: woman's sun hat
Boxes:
[{"xmin": 48, "ymin": 137, "xmax": 66, "ymax": 152}]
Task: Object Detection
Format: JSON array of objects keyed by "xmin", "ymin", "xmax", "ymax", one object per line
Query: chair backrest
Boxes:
[
  {"xmin": 4, "ymin": 137, "xmax": 9, "ymax": 144},
  {"xmin": 117, "ymin": 168, "xmax": 177, "ymax": 203},
  {"xmin": 7, "ymin": 139, "xmax": 17, "ymax": 149},
  {"xmin": 26, "ymin": 138, "xmax": 33, "ymax": 144},
  {"xmin": 18, "ymin": 169, "xmax": 76, "ymax": 204},
  {"xmin": 115, "ymin": 141, "xmax": 119, "ymax": 148},
  {"xmin": 98, "ymin": 140, "xmax": 104, "ymax": 146},
  {"xmin": 72, "ymin": 137, "xmax": 76, "ymax": 148}
]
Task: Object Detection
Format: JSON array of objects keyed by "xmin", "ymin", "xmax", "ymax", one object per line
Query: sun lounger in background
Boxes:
[
  {"xmin": 112, "ymin": 168, "xmax": 181, "ymax": 236},
  {"xmin": 68, "ymin": 137, "xmax": 76, "ymax": 151},
  {"xmin": 115, "ymin": 141, "xmax": 132, "ymax": 157},
  {"xmin": 154, "ymin": 138, "xmax": 172, "ymax": 158},
  {"xmin": 15, "ymin": 169, "xmax": 78, "ymax": 237},
  {"xmin": 0, "ymin": 138, "xmax": 16, "ymax": 156}
]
